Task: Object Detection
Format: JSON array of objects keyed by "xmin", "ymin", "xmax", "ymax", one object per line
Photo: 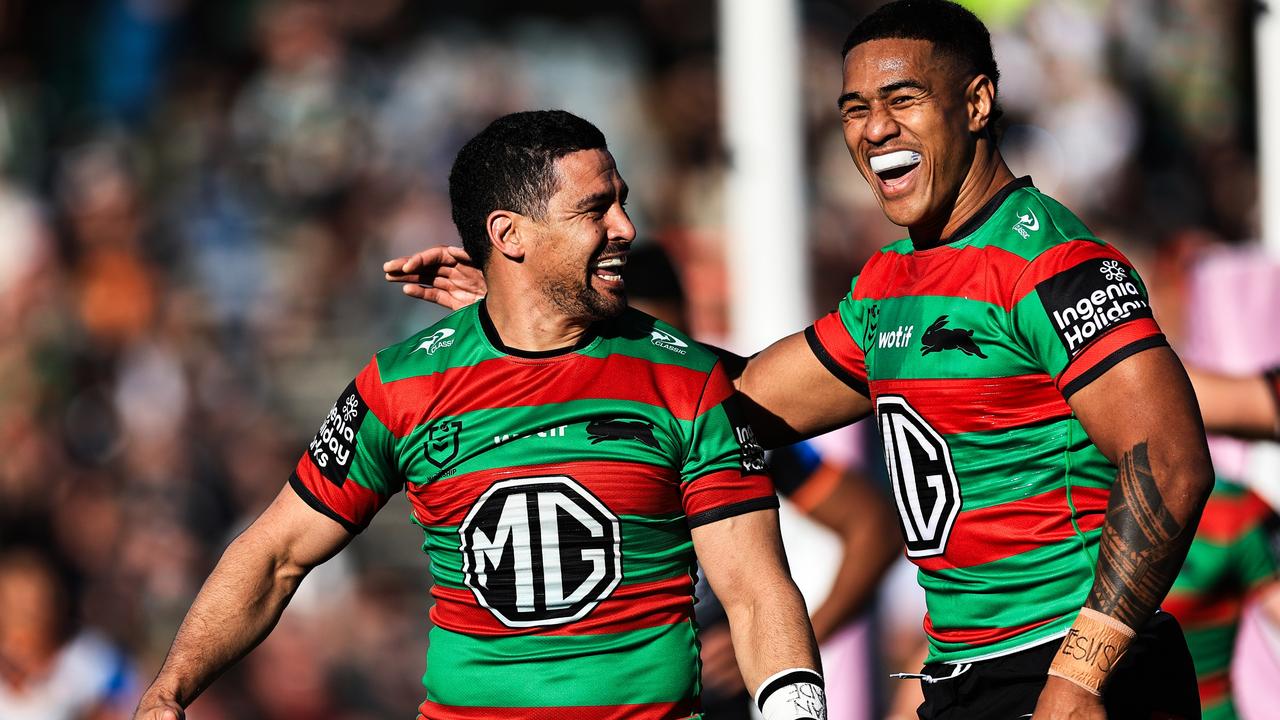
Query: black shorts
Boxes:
[{"xmin": 914, "ymin": 612, "xmax": 1200, "ymax": 720}]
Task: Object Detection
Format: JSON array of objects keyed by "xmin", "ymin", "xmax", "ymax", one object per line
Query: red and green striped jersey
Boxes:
[
  {"xmin": 806, "ymin": 177, "xmax": 1168, "ymax": 663},
  {"xmin": 290, "ymin": 302, "xmax": 777, "ymax": 719},
  {"xmin": 1164, "ymin": 481, "xmax": 1280, "ymax": 720}
]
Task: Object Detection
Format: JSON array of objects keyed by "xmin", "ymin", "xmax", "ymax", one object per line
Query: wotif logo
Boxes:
[
  {"xmin": 650, "ymin": 329, "xmax": 688, "ymax": 355},
  {"xmin": 414, "ymin": 328, "xmax": 455, "ymax": 355},
  {"xmin": 878, "ymin": 325, "xmax": 914, "ymax": 349},
  {"xmin": 1012, "ymin": 210, "xmax": 1039, "ymax": 238}
]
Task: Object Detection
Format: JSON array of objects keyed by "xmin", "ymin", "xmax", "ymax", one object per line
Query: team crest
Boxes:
[{"xmin": 424, "ymin": 419, "xmax": 462, "ymax": 467}]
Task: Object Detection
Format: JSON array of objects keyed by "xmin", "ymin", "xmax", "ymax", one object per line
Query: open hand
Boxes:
[{"xmin": 383, "ymin": 246, "xmax": 486, "ymax": 310}]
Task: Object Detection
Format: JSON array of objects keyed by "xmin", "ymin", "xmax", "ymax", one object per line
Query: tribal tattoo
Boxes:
[{"xmin": 1086, "ymin": 442, "xmax": 1198, "ymax": 629}]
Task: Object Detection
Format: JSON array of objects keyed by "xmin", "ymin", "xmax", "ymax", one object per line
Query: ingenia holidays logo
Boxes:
[{"xmin": 1035, "ymin": 257, "xmax": 1152, "ymax": 356}]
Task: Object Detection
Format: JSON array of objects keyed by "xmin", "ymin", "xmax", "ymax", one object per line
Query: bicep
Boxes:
[
  {"xmin": 239, "ymin": 484, "xmax": 355, "ymax": 572},
  {"xmin": 692, "ymin": 509, "xmax": 791, "ymax": 603},
  {"xmin": 738, "ymin": 332, "xmax": 872, "ymax": 447}
]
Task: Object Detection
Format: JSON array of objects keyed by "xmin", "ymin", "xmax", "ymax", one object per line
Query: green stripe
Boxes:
[
  {"xmin": 424, "ymin": 513, "xmax": 694, "ymax": 589},
  {"xmin": 424, "ymin": 622, "xmax": 698, "ymax": 707},
  {"xmin": 1182, "ymin": 622, "xmax": 1238, "ymax": 681},
  {"xmin": 347, "ymin": 410, "xmax": 399, "ymax": 495}
]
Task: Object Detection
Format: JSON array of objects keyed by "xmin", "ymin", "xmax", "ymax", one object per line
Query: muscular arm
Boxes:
[
  {"xmin": 692, "ymin": 509, "xmax": 821, "ymax": 695},
  {"xmin": 1034, "ymin": 347, "xmax": 1213, "ymax": 716},
  {"xmin": 720, "ymin": 332, "xmax": 872, "ymax": 448},
  {"xmin": 133, "ymin": 486, "xmax": 353, "ymax": 719}
]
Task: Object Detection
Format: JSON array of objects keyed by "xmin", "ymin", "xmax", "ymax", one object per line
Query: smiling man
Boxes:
[{"xmin": 133, "ymin": 111, "xmax": 826, "ymax": 720}]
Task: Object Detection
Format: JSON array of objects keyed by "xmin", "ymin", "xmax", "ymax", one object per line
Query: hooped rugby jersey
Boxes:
[
  {"xmin": 1164, "ymin": 481, "xmax": 1280, "ymax": 720},
  {"xmin": 807, "ymin": 177, "xmax": 1169, "ymax": 663},
  {"xmin": 290, "ymin": 303, "xmax": 777, "ymax": 720}
]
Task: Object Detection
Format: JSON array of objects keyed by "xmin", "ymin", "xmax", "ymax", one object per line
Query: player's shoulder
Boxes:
[
  {"xmin": 371, "ymin": 303, "xmax": 485, "ymax": 383},
  {"xmin": 991, "ymin": 182, "xmax": 1105, "ymax": 261},
  {"xmin": 601, "ymin": 307, "xmax": 720, "ymax": 373}
]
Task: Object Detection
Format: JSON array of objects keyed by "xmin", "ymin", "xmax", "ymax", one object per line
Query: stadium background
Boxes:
[{"xmin": 0, "ymin": 0, "xmax": 1275, "ymax": 718}]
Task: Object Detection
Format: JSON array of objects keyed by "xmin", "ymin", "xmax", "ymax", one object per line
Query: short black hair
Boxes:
[
  {"xmin": 842, "ymin": 0, "xmax": 1002, "ymax": 125},
  {"xmin": 449, "ymin": 110, "xmax": 608, "ymax": 267}
]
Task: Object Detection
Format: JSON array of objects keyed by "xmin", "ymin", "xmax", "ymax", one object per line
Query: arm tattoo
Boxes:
[{"xmin": 1086, "ymin": 442, "xmax": 1196, "ymax": 629}]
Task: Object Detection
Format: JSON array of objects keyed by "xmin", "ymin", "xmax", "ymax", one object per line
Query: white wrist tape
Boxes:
[{"xmin": 753, "ymin": 668, "xmax": 827, "ymax": 720}]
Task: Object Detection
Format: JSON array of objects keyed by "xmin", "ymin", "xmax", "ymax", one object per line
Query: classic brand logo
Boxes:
[
  {"xmin": 307, "ymin": 380, "xmax": 369, "ymax": 486},
  {"xmin": 459, "ymin": 476, "xmax": 621, "ymax": 628},
  {"xmin": 920, "ymin": 316, "xmax": 987, "ymax": 358},
  {"xmin": 650, "ymin": 328, "xmax": 688, "ymax": 355},
  {"xmin": 1036, "ymin": 257, "xmax": 1152, "ymax": 356},
  {"xmin": 424, "ymin": 419, "xmax": 462, "ymax": 467},
  {"xmin": 414, "ymin": 328, "xmax": 455, "ymax": 355},
  {"xmin": 1012, "ymin": 209, "xmax": 1040, "ymax": 238}
]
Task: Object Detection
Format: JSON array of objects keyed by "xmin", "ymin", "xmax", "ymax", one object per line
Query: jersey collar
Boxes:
[
  {"xmin": 477, "ymin": 300, "xmax": 600, "ymax": 359},
  {"xmin": 912, "ymin": 176, "xmax": 1034, "ymax": 251}
]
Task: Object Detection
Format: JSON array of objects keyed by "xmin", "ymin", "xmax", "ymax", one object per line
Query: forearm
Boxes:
[
  {"xmin": 141, "ymin": 532, "xmax": 309, "ymax": 708},
  {"xmin": 721, "ymin": 577, "xmax": 821, "ymax": 692},
  {"xmin": 809, "ymin": 536, "xmax": 898, "ymax": 643}
]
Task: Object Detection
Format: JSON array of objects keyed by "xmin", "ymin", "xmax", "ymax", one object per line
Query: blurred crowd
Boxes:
[{"xmin": 0, "ymin": 1, "xmax": 1272, "ymax": 719}]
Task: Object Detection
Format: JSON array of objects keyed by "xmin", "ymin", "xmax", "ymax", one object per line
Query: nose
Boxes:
[
  {"xmin": 864, "ymin": 100, "xmax": 900, "ymax": 145},
  {"xmin": 608, "ymin": 204, "xmax": 636, "ymax": 244}
]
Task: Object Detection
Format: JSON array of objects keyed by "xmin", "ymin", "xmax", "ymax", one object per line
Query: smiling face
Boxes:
[
  {"xmin": 522, "ymin": 148, "xmax": 635, "ymax": 323},
  {"xmin": 839, "ymin": 38, "xmax": 988, "ymax": 234}
]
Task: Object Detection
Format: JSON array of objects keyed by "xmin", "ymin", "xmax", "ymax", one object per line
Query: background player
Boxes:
[
  {"xmin": 384, "ymin": 2, "xmax": 1214, "ymax": 718},
  {"xmin": 133, "ymin": 111, "xmax": 826, "ymax": 720}
]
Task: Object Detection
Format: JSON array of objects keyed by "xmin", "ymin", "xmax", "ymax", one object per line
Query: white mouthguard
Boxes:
[{"xmin": 869, "ymin": 150, "xmax": 921, "ymax": 173}]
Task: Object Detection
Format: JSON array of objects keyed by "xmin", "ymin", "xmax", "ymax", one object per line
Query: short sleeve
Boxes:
[
  {"xmin": 289, "ymin": 358, "xmax": 403, "ymax": 533},
  {"xmin": 805, "ymin": 275, "xmax": 871, "ymax": 396},
  {"xmin": 1011, "ymin": 240, "xmax": 1168, "ymax": 399},
  {"xmin": 679, "ymin": 362, "xmax": 778, "ymax": 529}
]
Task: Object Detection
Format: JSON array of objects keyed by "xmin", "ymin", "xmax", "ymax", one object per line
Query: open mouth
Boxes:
[
  {"xmin": 870, "ymin": 150, "xmax": 921, "ymax": 190},
  {"xmin": 593, "ymin": 255, "xmax": 626, "ymax": 284}
]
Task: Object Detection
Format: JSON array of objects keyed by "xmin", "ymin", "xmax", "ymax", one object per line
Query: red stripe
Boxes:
[
  {"xmin": 1162, "ymin": 592, "xmax": 1242, "ymax": 628},
  {"xmin": 1011, "ymin": 241, "xmax": 1127, "ymax": 297},
  {"xmin": 293, "ymin": 455, "xmax": 387, "ymax": 528},
  {"xmin": 430, "ymin": 575, "xmax": 694, "ymax": 637},
  {"xmin": 812, "ymin": 310, "xmax": 867, "ymax": 385},
  {"xmin": 1196, "ymin": 672, "xmax": 1230, "ymax": 707},
  {"xmin": 924, "ymin": 611, "xmax": 1059, "ymax": 646},
  {"xmin": 681, "ymin": 470, "xmax": 774, "ymax": 519},
  {"xmin": 872, "ymin": 375, "xmax": 1071, "ymax": 435},
  {"xmin": 418, "ymin": 699, "xmax": 699, "ymax": 720},
  {"xmin": 408, "ymin": 460, "xmax": 684, "ymax": 526},
  {"xmin": 367, "ymin": 354, "xmax": 711, "ymax": 438},
  {"xmin": 1055, "ymin": 318, "xmax": 1163, "ymax": 392},
  {"xmin": 854, "ymin": 244, "xmax": 1031, "ymax": 309},
  {"xmin": 915, "ymin": 486, "xmax": 1110, "ymax": 572},
  {"xmin": 1194, "ymin": 491, "xmax": 1275, "ymax": 544}
]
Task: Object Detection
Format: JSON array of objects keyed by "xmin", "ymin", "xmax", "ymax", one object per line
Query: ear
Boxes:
[
  {"xmin": 965, "ymin": 74, "xmax": 996, "ymax": 134},
  {"xmin": 486, "ymin": 210, "xmax": 524, "ymax": 261}
]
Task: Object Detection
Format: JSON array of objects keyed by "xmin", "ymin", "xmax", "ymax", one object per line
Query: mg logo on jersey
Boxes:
[
  {"xmin": 876, "ymin": 395, "xmax": 961, "ymax": 558},
  {"xmin": 460, "ymin": 476, "xmax": 621, "ymax": 628}
]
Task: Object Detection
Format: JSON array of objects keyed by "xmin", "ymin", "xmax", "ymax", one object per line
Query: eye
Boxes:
[
  {"xmin": 890, "ymin": 94, "xmax": 916, "ymax": 107},
  {"xmin": 841, "ymin": 104, "xmax": 869, "ymax": 120}
]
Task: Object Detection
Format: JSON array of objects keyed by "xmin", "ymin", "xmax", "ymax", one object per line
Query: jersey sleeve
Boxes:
[
  {"xmin": 289, "ymin": 357, "xmax": 403, "ymax": 533},
  {"xmin": 1010, "ymin": 240, "xmax": 1168, "ymax": 399},
  {"xmin": 804, "ymin": 274, "xmax": 871, "ymax": 397},
  {"xmin": 679, "ymin": 362, "xmax": 779, "ymax": 529}
]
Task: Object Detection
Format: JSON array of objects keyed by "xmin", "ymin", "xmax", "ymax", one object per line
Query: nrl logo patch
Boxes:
[
  {"xmin": 424, "ymin": 419, "xmax": 462, "ymax": 468},
  {"xmin": 414, "ymin": 328, "xmax": 456, "ymax": 355}
]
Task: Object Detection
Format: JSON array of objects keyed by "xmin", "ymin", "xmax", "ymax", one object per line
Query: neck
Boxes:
[
  {"xmin": 911, "ymin": 141, "xmax": 1016, "ymax": 244},
  {"xmin": 482, "ymin": 280, "xmax": 594, "ymax": 354}
]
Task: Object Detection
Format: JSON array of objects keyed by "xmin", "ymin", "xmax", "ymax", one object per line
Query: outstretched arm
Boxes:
[
  {"xmin": 1032, "ymin": 347, "xmax": 1212, "ymax": 718},
  {"xmin": 1186, "ymin": 365, "xmax": 1279, "ymax": 440},
  {"xmin": 383, "ymin": 245, "xmax": 485, "ymax": 309},
  {"xmin": 133, "ymin": 486, "xmax": 353, "ymax": 720},
  {"xmin": 693, "ymin": 509, "xmax": 825, "ymax": 718}
]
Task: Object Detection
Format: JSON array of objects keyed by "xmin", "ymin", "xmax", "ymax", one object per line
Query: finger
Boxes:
[{"xmin": 382, "ymin": 255, "xmax": 412, "ymax": 273}]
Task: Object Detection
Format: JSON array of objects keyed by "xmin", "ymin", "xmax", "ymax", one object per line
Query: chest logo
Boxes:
[
  {"xmin": 587, "ymin": 419, "xmax": 659, "ymax": 449},
  {"xmin": 650, "ymin": 328, "xmax": 689, "ymax": 355},
  {"xmin": 424, "ymin": 419, "xmax": 462, "ymax": 467},
  {"xmin": 414, "ymin": 328, "xmax": 456, "ymax": 355},
  {"xmin": 460, "ymin": 476, "xmax": 622, "ymax": 628},
  {"xmin": 876, "ymin": 395, "xmax": 961, "ymax": 558},
  {"xmin": 921, "ymin": 315, "xmax": 987, "ymax": 358},
  {"xmin": 1012, "ymin": 209, "xmax": 1040, "ymax": 238}
]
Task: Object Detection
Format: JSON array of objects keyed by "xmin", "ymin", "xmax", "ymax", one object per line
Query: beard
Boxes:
[{"xmin": 541, "ymin": 272, "xmax": 626, "ymax": 323}]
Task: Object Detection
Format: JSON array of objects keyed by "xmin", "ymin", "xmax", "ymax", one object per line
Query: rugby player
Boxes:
[
  {"xmin": 133, "ymin": 111, "xmax": 828, "ymax": 720},
  {"xmin": 386, "ymin": 2, "xmax": 1215, "ymax": 717}
]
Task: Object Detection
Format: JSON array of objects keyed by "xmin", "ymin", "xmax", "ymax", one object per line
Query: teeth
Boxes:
[
  {"xmin": 597, "ymin": 257, "xmax": 626, "ymax": 269},
  {"xmin": 870, "ymin": 150, "xmax": 921, "ymax": 174},
  {"xmin": 598, "ymin": 273, "xmax": 621, "ymax": 282}
]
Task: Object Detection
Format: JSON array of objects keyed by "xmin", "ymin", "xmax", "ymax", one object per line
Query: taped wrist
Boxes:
[
  {"xmin": 754, "ymin": 668, "xmax": 827, "ymax": 720},
  {"xmin": 1046, "ymin": 608, "xmax": 1136, "ymax": 695}
]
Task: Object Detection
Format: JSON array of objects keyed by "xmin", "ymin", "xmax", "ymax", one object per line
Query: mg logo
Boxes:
[
  {"xmin": 876, "ymin": 395, "xmax": 962, "ymax": 558},
  {"xmin": 459, "ymin": 476, "xmax": 621, "ymax": 628}
]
